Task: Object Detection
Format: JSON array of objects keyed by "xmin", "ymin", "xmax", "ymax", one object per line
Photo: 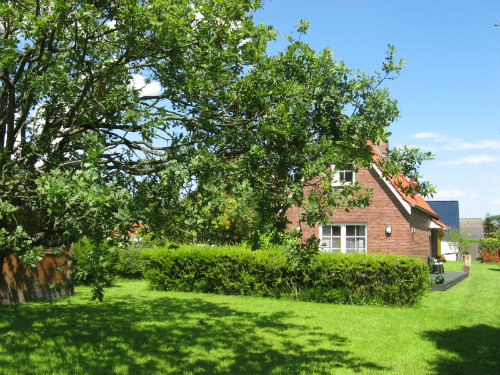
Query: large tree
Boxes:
[{"xmin": 1, "ymin": 0, "xmax": 433, "ymax": 297}]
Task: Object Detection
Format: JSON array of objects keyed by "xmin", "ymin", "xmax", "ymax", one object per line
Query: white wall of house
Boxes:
[{"xmin": 441, "ymin": 241, "xmax": 458, "ymax": 261}]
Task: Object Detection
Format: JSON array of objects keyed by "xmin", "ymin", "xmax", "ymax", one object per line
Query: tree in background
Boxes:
[
  {"xmin": 484, "ymin": 213, "xmax": 500, "ymax": 238},
  {"xmin": 447, "ymin": 229, "xmax": 472, "ymax": 258},
  {"xmin": 1, "ymin": 0, "xmax": 434, "ymax": 299}
]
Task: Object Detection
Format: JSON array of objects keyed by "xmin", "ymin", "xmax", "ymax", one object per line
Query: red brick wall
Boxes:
[{"xmin": 287, "ymin": 167, "xmax": 432, "ymax": 261}]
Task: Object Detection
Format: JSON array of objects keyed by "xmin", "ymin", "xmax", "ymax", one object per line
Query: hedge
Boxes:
[
  {"xmin": 115, "ymin": 246, "xmax": 148, "ymax": 278},
  {"xmin": 142, "ymin": 245, "xmax": 429, "ymax": 306},
  {"xmin": 480, "ymin": 237, "xmax": 500, "ymax": 251}
]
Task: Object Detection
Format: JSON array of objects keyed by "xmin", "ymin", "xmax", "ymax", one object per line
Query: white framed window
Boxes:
[
  {"xmin": 332, "ymin": 164, "xmax": 355, "ymax": 186},
  {"xmin": 320, "ymin": 224, "xmax": 367, "ymax": 253}
]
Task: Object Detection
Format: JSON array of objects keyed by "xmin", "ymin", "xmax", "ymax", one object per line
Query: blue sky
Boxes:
[{"xmin": 253, "ymin": 0, "xmax": 500, "ymax": 219}]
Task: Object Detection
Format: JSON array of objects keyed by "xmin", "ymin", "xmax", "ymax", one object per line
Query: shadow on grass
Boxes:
[
  {"xmin": 422, "ymin": 324, "xmax": 500, "ymax": 375},
  {"xmin": 0, "ymin": 293, "xmax": 387, "ymax": 375}
]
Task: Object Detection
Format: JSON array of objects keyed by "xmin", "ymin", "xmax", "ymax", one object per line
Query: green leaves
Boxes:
[
  {"xmin": 34, "ymin": 166, "xmax": 132, "ymax": 244},
  {"xmin": 1, "ymin": 0, "xmax": 435, "ymax": 300},
  {"xmin": 383, "ymin": 146, "xmax": 436, "ymax": 197}
]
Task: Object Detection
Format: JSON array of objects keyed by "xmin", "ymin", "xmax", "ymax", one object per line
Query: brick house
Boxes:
[{"xmin": 287, "ymin": 142, "xmax": 449, "ymax": 261}]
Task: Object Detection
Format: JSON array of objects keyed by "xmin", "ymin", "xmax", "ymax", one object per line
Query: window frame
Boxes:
[
  {"xmin": 331, "ymin": 164, "xmax": 356, "ymax": 186},
  {"xmin": 319, "ymin": 223, "xmax": 368, "ymax": 254}
]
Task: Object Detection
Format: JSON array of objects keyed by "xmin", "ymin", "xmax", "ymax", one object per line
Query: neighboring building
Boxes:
[
  {"xmin": 426, "ymin": 201, "xmax": 460, "ymax": 230},
  {"xmin": 460, "ymin": 218, "xmax": 485, "ymax": 240},
  {"xmin": 460, "ymin": 218, "xmax": 484, "ymax": 260},
  {"xmin": 287, "ymin": 142, "xmax": 449, "ymax": 262},
  {"xmin": 426, "ymin": 200, "xmax": 460, "ymax": 260}
]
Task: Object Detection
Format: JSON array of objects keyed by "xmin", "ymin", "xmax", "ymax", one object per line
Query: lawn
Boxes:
[{"xmin": 1, "ymin": 261, "xmax": 499, "ymax": 375}]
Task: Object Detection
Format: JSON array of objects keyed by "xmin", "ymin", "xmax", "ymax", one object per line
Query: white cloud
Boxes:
[
  {"xmin": 436, "ymin": 154, "xmax": 499, "ymax": 166},
  {"xmin": 129, "ymin": 74, "xmax": 162, "ymax": 96},
  {"xmin": 410, "ymin": 132, "xmax": 444, "ymax": 140},
  {"xmin": 407, "ymin": 133, "xmax": 500, "ymax": 152},
  {"xmin": 455, "ymin": 140, "xmax": 500, "ymax": 150},
  {"xmin": 434, "ymin": 189, "xmax": 468, "ymax": 199}
]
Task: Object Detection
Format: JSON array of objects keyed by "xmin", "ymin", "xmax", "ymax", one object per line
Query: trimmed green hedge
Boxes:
[
  {"xmin": 142, "ymin": 245, "xmax": 429, "ymax": 306},
  {"xmin": 305, "ymin": 253, "xmax": 429, "ymax": 305},
  {"xmin": 115, "ymin": 246, "xmax": 148, "ymax": 278}
]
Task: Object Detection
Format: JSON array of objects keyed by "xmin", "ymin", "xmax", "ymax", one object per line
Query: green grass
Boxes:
[{"xmin": 1, "ymin": 261, "xmax": 499, "ymax": 375}]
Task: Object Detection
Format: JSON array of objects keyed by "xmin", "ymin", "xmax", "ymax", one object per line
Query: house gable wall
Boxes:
[{"xmin": 287, "ymin": 167, "xmax": 432, "ymax": 260}]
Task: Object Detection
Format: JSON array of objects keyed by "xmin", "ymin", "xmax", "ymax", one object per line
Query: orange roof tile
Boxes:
[
  {"xmin": 432, "ymin": 218, "xmax": 451, "ymax": 230},
  {"xmin": 369, "ymin": 141, "xmax": 439, "ymax": 219}
]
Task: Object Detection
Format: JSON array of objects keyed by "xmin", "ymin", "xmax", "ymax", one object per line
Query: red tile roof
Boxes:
[
  {"xmin": 432, "ymin": 219, "xmax": 451, "ymax": 230},
  {"xmin": 369, "ymin": 141, "xmax": 439, "ymax": 220}
]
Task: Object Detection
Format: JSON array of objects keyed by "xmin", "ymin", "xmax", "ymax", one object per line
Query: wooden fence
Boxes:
[{"xmin": 0, "ymin": 249, "xmax": 73, "ymax": 304}]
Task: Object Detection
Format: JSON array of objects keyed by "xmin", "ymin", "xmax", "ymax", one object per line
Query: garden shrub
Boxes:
[
  {"xmin": 72, "ymin": 237, "xmax": 118, "ymax": 286},
  {"xmin": 482, "ymin": 249, "xmax": 500, "ymax": 263},
  {"xmin": 480, "ymin": 238, "xmax": 500, "ymax": 263},
  {"xmin": 480, "ymin": 237, "xmax": 500, "ymax": 251},
  {"xmin": 142, "ymin": 245, "xmax": 429, "ymax": 306},
  {"xmin": 115, "ymin": 246, "xmax": 148, "ymax": 278},
  {"xmin": 303, "ymin": 253, "xmax": 429, "ymax": 305},
  {"xmin": 142, "ymin": 245, "xmax": 288, "ymax": 297}
]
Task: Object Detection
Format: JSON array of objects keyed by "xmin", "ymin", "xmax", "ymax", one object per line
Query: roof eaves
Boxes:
[
  {"xmin": 372, "ymin": 162, "xmax": 412, "ymax": 216},
  {"xmin": 412, "ymin": 203, "xmax": 439, "ymax": 219},
  {"xmin": 431, "ymin": 218, "xmax": 451, "ymax": 230}
]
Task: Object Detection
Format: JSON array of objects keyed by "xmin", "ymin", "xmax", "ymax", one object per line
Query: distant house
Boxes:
[
  {"xmin": 460, "ymin": 218, "xmax": 485, "ymax": 240},
  {"xmin": 426, "ymin": 200, "xmax": 460, "ymax": 260},
  {"xmin": 460, "ymin": 218, "xmax": 484, "ymax": 259},
  {"xmin": 287, "ymin": 142, "xmax": 449, "ymax": 261}
]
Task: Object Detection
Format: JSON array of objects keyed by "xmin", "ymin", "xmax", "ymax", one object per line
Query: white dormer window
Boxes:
[{"xmin": 332, "ymin": 164, "xmax": 355, "ymax": 186}]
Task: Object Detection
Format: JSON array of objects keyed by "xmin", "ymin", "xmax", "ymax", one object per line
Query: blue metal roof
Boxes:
[{"xmin": 426, "ymin": 201, "xmax": 460, "ymax": 230}]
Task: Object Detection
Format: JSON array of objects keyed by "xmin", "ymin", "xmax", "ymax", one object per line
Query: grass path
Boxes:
[{"xmin": 1, "ymin": 261, "xmax": 499, "ymax": 374}]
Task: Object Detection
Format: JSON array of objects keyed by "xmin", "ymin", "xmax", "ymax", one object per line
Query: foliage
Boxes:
[
  {"xmin": 282, "ymin": 227, "xmax": 319, "ymax": 273},
  {"xmin": 480, "ymin": 237, "xmax": 500, "ymax": 251},
  {"xmin": 115, "ymin": 246, "xmax": 148, "ymax": 278},
  {"xmin": 72, "ymin": 237, "xmax": 119, "ymax": 301},
  {"xmin": 142, "ymin": 245, "xmax": 429, "ymax": 306},
  {"xmin": 484, "ymin": 213, "xmax": 500, "ymax": 238},
  {"xmin": 384, "ymin": 146, "xmax": 436, "ymax": 197},
  {"xmin": 446, "ymin": 229, "xmax": 472, "ymax": 255},
  {"xmin": 142, "ymin": 245, "xmax": 288, "ymax": 298},
  {"xmin": 304, "ymin": 252, "xmax": 429, "ymax": 305},
  {"xmin": 1, "ymin": 0, "xmax": 435, "ymax": 299},
  {"xmin": 241, "ymin": 229, "xmax": 285, "ymax": 251},
  {"xmin": 481, "ymin": 249, "xmax": 500, "ymax": 264}
]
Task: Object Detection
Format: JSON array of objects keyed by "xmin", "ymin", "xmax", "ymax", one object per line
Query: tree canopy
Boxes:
[{"xmin": 1, "ymin": 0, "xmax": 434, "ymax": 298}]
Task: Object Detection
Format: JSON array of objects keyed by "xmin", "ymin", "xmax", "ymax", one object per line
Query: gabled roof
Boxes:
[{"xmin": 368, "ymin": 141, "xmax": 440, "ymax": 221}]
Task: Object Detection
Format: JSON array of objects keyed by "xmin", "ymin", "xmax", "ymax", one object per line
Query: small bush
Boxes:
[
  {"xmin": 480, "ymin": 238, "xmax": 500, "ymax": 251},
  {"xmin": 142, "ymin": 245, "xmax": 429, "ymax": 306},
  {"xmin": 72, "ymin": 238, "xmax": 118, "ymax": 287},
  {"xmin": 480, "ymin": 238, "xmax": 500, "ymax": 263},
  {"xmin": 115, "ymin": 246, "xmax": 148, "ymax": 278}
]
